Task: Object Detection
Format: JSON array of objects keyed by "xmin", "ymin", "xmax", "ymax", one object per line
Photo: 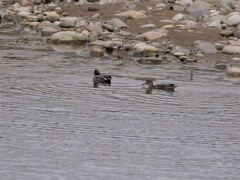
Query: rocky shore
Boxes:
[{"xmin": 1, "ymin": 0, "xmax": 240, "ymax": 77}]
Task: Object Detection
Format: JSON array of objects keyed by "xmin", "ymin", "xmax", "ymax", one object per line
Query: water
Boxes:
[{"xmin": 0, "ymin": 25, "xmax": 240, "ymax": 180}]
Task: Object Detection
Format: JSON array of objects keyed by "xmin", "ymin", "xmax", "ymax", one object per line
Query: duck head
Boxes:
[
  {"xmin": 94, "ymin": 69, "xmax": 100, "ymax": 76},
  {"xmin": 142, "ymin": 79, "xmax": 154, "ymax": 87}
]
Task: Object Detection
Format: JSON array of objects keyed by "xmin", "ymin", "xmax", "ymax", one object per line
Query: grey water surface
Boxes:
[{"xmin": 0, "ymin": 25, "xmax": 240, "ymax": 180}]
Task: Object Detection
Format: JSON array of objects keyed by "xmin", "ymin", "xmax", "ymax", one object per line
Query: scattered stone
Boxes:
[
  {"xmin": 220, "ymin": 30, "xmax": 233, "ymax": 37},
  {"xmin": 226, "ymin": 13, "xmax": 240, "ymax": 26},
  {"xmin": 140, "ymin": 24, "xmax": 156, "ymax": 28},
  {"xmin": 233, "ymin": 26, "xmax": 240, "ymax": 38}
]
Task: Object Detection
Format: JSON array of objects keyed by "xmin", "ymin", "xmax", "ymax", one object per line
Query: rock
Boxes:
[
  {"xmin": 227, "ymin": 13, "xmax": 240, "ymax": 26},
  {"xmin": 46, "ymin": 11, "xmax": 60, "ymax": 23},
  {"xmin": 187, "ymin": 0, "xmax": 211, "ymax": 14},
  {"xmin": 207, "ymin": 20, "xmax": 222, "ymax": 28},
  {"xmin": 179, "ymin": 0, "xmax": 193, "ymax": 8},
  {"xmin": 107, "ymin": 18, "xmax": 127, "ymax": 29},
  {"xmin": 220, "ymin": 30, "xmax": 233, "ymax": 37},
  {"xmin": 89, "ymin": 46, "xmax": 105, "ymax": 58},
  {"xmin": 189, "ymin": 9, "xmax": 210, "ymax": 18},
  {"xmin": 60, "ymin": 17, "xmax": 78, "ymax": 28},
  {"xmin": 171, "ymin": 46, "xmax": 191, "ymax": 56},
  {"xmin": 226, "ymin": 67, "xmax": 240, "ymax": 78},
  {"xmin": 136, "ymin": 30, "xmax": 167, "ymax": 41},
  {"xmin": 102, "ymin": 24, "xmax": 115, "ymax": 32},
  {"xmin": 173, "ymin": 5, "xmax": 185, "ymax": 12},
  {"xmin": 88, "ymin": 7, "xmax": 98, "ymax": 11},
  {"xmin": 184, "ymin": 20, "xmax": 198, "ymax": 29},
  {"xmin": 222, "ymin": 45, "xmax": 240, "ymax": 54},
  {"xmin": 132, "ymin": 42, "xmax": 158, "ymax": 54},
  {"xmin": 233, "ymin": 26, "xmax": 240, "ymax": 38},
  {"xmin": 115, "ymin": 10, "xmax": 147, "ymax": 19},
  {"xmin": 119, "ymin": 30, "xmax": 132, "ymax": 36},
  {"xmin": 41, "ymin": 26, "xmax": 59, "ymax": 37},
  {"xmin": 33, "ymin": 0, "xmax": 42, "ymax": 4},
  {"xmin": 215, "ymin": 63, "xmax": 228, "ymax": 70},
  {"xmin": 195, "ymin": 41, "xmax": 217, "ymax": 54},
  {"xmin": 47, "ymin": 31, "xmax": 88, "ymax": 45},
  {"xmin": 172, "ymin": 14, "xmax": 184, "ymax": 21},
  {"xmin": 208, "ymin": 15, "xmax": 225, "ymax": 23},
  {"xmin": 140, "ymin": 24, "xmax": 156, "ymax": 28},
  {"xmin": 55, "ymin": 7, "xmax": 62, "ymax": 14},
  {"xmin": 86, "ymin": 23, "xmax": 103, "ymax": 33}
]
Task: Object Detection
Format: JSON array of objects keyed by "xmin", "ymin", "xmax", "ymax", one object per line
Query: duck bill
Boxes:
[{"xmin": 142, "ymin": 83, "xmax": 148, "ymax": 90}]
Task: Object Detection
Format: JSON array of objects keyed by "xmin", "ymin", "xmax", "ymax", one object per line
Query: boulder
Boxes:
[
  {"xmin": 47, "ymin": 31, "xmax": 88, "ymax": 45},
  {"xmin": 46, "ymin": 11, "xmax": 60, "ymax": 23},
  {"xmin": 227, "ymin": 13, "xmax": 240, "ymax": 26},
  {"xmin": 132, "ymin": 42, "xmax": 158, "ymax": 53},
  {"xmin": 107, "ymin": 18, "xmax": 127, "ymax": 29},
  {"xmin": 195, "ymin": 41, "xmax": 217, "ymax": 54},
  {"xmin": 222, "ymin": 45, "xmax": 240, "ymax": 54},
  {"xmin": 60, "ymin": 17, "xmax": 78, "ymax": 28}
]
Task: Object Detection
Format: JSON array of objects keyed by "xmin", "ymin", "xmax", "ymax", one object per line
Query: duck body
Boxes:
[
  {"xmin": 93, "ymin": 69, "xmax": 112, "ymax": 88},
  {"xmin": 142, "ymin": 79, "xmax": 176, "ymax": 93}
]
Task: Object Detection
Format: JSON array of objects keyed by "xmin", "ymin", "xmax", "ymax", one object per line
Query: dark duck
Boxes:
[
  {"xmin": 142, "ymin": 79, "xmax": 177, "ymax": 94},
  {"xmin": 93, "ymin": 69, "xmax": 112, "ymax": 88}
]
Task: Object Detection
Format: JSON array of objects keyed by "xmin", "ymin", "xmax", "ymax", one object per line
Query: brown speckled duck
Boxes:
[{"xmin": 142, "ymin": 79, "xmax": 177, "ymax": 94}]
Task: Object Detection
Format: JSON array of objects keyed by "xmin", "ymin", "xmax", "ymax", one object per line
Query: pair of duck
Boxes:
[{"xmin": 93, "ymin": 69, "xmax": 177, "ymax": 93}]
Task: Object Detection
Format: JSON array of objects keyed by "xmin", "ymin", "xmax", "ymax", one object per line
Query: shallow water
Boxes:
[{"xmin": 0, "ymin": 25, "xmax": 240, "ymax": 180}]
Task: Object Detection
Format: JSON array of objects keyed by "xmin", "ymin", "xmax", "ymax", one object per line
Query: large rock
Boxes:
[
  {"xmin": 107, "ymin": 18, "xmax": 127, "ymax": 29},
  {"xmin": 195, "ymin": 41, "xmax": 217, "ymax": 54},
  {"xmin": 41, "ymin": 26, "xmax": 60, "ymax": 37},
  {"xmin": 226, "ymin": 67, "xmax": 240, "ymax": 78},
  {"xmin": 226, "ymin": 13, "xmax": 240, "ymax": 26},
  {"xmin": 115, "ymin": 10, "xmax": 147, "ymax": 19},
  {"xmin": 45, "ymin": 11, "xmax": 60, "ymax": 23},
  {"xmin": 222, "ymin": 45, "xmax": 240, "ymax": 54},
  {"xmin": 187, "ymin": 0, "xmax": 212, "ymax": 14},
  {"xmin": 132, "ymin": 42, "xmax": 158, "ymax": 53},
  {"xmin": 47, "ymin": 31, "xmax": 88, "ymax": 45},
  {"xmin": 60, "ymin": 17, "xmax": 78, "ymax": 28}
]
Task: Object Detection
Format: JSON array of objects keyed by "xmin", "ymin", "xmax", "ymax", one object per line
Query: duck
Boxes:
[
  {"xmin": 142, "ymin": 79, "xmax": 177, "ymax": 94},
  {"xmin": 93, "ymin": 69, "xmax": 112, "ymax": 88}
]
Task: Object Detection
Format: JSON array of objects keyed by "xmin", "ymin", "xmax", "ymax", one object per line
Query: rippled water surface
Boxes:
[{"xmin": 1, "ymin": 25, "xmax": 240, "ymax": 180}]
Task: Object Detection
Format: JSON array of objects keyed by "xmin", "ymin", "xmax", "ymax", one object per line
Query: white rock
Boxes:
[
  {"xmin": 132, "ymin": 42, "xmax": 158, "ymax": 53},
  {"xmin": 115, "ymin": 10, "xmax": 147, "ymax": 19},
  {"xmin": 107, "ymin": 18, "xmax": 127, "ymax": 28},
  {"xmin": 60, "ymin": 17, "xmax": 78, "ymax": 27},
  {"xmin": 140, "ymin": 24, "xmax": 156, "ymax": 28},
  {"xmin": 222, "ymin": 45, "xmax": 240, "ymax": 54},
  {"xmin": 172, "ymin": 13, "xmax": 184, "ymax": 21},
  {"xmin": 136, "ymin": 30, "xmax": 167, "ymax": 41}
]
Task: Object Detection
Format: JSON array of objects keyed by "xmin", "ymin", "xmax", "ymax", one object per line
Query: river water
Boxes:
[{"xmin": 0, "ymin": 24, "xmax": 240, "ymax": 180}]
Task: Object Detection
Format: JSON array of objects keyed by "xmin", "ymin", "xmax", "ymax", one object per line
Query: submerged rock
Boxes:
[
  {"xmin": 47, "ymin": 31, "xmax": 88, "ymax": 45},
  {"xmin": 227, "ymin": 67, "xmax": 240, "ymax": 78}
]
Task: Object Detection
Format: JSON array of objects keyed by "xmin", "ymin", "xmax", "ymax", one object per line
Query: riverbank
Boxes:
[{"xmin": 1, "ymin": 0, "xmax": 240, "ymax": 74}]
